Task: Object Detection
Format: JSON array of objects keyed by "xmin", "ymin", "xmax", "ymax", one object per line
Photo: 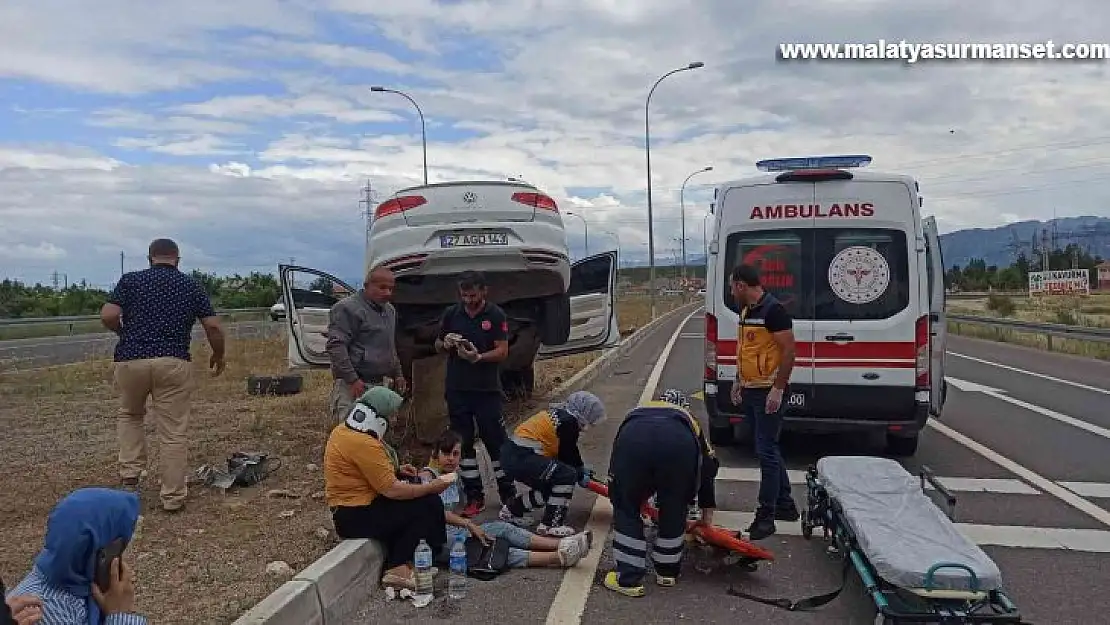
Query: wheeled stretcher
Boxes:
[{"xmin": 801, "ymin": 456, "xmax": 1026, "ymax": 624}]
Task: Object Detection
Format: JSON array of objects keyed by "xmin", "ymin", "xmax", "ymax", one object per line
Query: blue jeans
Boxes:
[
  {"xmin": 743, "ymin": 387, "xmax": 792, "ymax": 514},
  {"xmin": 444, "ymin": 520, "xmax": 533, "ymax": 569}
]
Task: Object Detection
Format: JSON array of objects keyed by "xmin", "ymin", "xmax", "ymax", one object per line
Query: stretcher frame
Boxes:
[{"xmin": 800, "ymin": 465, "xmax": 1025, "ymax": 624}]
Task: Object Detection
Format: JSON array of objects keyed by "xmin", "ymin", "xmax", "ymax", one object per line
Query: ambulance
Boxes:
[{"xmin": 702, "ymin": 155, "xmax": 948, "ymax": 457}]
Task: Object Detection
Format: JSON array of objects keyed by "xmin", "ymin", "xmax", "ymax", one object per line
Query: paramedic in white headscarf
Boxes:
[{"xmin": 499, "ymin": 390, "xmax": 607, "ymax": 537}]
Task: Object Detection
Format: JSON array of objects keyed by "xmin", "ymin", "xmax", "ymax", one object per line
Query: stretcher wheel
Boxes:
[{"xmin": 800, "ymin": 511, "xmax": 813, "ymax": 540}]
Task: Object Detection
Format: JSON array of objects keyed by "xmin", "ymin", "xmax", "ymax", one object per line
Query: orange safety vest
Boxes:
[{"xmin": 736, "ymin": 293, "xmax": 784, "ymax": 389}]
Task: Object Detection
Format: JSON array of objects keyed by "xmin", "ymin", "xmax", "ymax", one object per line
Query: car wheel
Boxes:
[
  {"xmin": 885, "ymin": 433, "xmax": 919, "ymax": 457},
  {"xmin": 539, "ymin": 293, "xmax": 571, "ymax": 346},
  {"xmin": 501, "ymin": 365, "xmax": 535, "ymax": 400},
  {"xmin": 246, "ymin": 374, "xmax": 303, "ymax": 396}
]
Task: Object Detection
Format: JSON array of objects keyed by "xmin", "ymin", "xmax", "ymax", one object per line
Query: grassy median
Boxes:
[{"xmin": 0, "ymin": 293, "xmax": 685, "ymax": 624}]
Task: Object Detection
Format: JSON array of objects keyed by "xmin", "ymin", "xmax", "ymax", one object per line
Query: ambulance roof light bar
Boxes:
[{"xmin": 755, "ymin": 155, "xmax": 873, "ymax": 172}]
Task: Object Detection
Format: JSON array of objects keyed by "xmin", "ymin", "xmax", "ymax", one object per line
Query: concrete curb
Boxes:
[{"xmin": 233, "ymin": 302, "xmax": 701, "ymax": 624}]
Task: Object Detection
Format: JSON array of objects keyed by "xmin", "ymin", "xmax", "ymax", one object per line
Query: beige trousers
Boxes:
[{"xmin": 114, "ymin": 357, "xmax": 196, "ymax": 510}]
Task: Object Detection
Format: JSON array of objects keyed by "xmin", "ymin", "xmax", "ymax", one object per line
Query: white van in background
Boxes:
[{"xmin": 703, "ymin": 155, "xmax": 948, "ymax": 456}]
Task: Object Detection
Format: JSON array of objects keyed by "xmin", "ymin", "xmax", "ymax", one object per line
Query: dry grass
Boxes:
[
  {"xmin": 949, "ymin": 293, "xmax": 1110, "ymax": 328},
  {"xmin": 0, "ymin": 293, "xmax": 686, "ymax": 624},
  {"xmin": 947, "ymin": 320, "xmax": 1110, "ymax": 361}
]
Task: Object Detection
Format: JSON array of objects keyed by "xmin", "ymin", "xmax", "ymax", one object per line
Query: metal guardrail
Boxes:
[
  {"xmin": 947, "ymin": 313, "xmax": 1110, "ymax": 345},
  {"xmin": 0, "ymin": 308, "xmax": 271, "ymax": 332}
]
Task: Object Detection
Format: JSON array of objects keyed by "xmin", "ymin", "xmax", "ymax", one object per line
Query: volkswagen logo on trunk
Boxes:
[{"xmin": 463, "ymin": 191, "xmax": 477, "ymax": 203}]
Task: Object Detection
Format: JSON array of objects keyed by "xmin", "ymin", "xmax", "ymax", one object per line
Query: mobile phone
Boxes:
[{"xmin": 95, "ymin": 538, "xmax": 127, "ymax": 593}]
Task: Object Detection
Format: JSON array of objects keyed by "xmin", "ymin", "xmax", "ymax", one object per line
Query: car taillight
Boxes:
[
  {"xmin": 511, "ymin": 192, "xmax": 558, "ymax": 212},
  {"xmin": 705, "ymin": 312, "xmax": 717, "ymax": 380},
  {"xmin": 374, "ymin": 195, "xmax": 426, "ymax": 219},
  {"xmin": 915, "ymin": 314, "xmax": 929, "ymax": 389}
]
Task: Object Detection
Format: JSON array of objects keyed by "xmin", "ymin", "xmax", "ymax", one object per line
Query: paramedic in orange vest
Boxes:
[
  {"xmin": 728, "ymin": 263, "xmax": 798, "ymax": 541},
  {"xmin": 499, "ymin": 391, "xmax": 607, "ymax": 537}
]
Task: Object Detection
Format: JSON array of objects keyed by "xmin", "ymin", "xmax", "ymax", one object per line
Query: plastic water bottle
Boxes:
[
  {"xmin": 448, "ymin": 535, "xmax": 468, "ymax": 600},
  {"xmin": 414, "ymin": 539, "xmax": 434, "ymax": 597}
]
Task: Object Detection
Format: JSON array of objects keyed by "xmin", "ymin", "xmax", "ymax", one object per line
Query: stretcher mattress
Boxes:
[{"xmin": 816, "ymin": 456, "xmax": 1003, "ymax": 592}]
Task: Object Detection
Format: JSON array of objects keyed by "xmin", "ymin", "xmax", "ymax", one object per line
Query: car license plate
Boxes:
[{"xmin": 440, "ymin": 233, "xmax": 509, "ymax": 248}]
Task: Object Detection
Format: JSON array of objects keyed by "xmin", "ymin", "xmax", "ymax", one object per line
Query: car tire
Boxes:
[
  {"xmin": 501, "ymin": 365, "xmax": 535, "ymax": 400},
  {"xmin": 246, "ymin": 374, "xmax": 303, "ymax": 396},
  {"xmin": 539, "ymin": 293, "xmax": 572, "ymax": 346},
  {"xmin": 885, "ymin": 433, "xmax": 919, "ymax": 457}
]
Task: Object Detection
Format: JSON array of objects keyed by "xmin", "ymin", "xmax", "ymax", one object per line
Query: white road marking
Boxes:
[
  {"xmin": 1059, "ymin": 482, "xmax": 1110, "ymax": 499},
  {"xmin": 946, "ymin": 376, "xmax": 1110, "ymax": 442},
  {"xmin": 545, "ymin": 307, "xmax": 701, "ymax": 625},
  {"xmin": 715, "ymin": 511, "xmax": 1110, "ymax": 553},
  {"xmin": 949, "ymin": 351, "xmax": 1110, "ymax": 396},
  {"xmin": 678, "ymin": 333, "xmax": 703, "ymax": 339},
  {"xmin": 927, "ymin": 420, "xmax": 1110, "ymax": 528},
  {"xmin": 715, "ymin": 467, "xmax": 1040, "ymax": 495}
]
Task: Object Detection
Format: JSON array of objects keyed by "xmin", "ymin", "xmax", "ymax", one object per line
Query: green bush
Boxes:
[{"xmin": 986, "ymin": 293, "xmax": 1016, "ymax": 316}]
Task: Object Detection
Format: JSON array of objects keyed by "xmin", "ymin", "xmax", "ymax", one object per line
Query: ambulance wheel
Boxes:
[
  {"xmin": 709, "ymin": 424, "xmax": 734, "ymax": 445},
  {"xmin": 885, "ymin": 433, "xmax": 919, "ymax": 457}
]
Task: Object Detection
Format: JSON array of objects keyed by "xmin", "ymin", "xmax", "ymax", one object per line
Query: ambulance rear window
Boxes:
[{"xmin": 723, "ymin": 228, "xmax": 910, "ymax": 321}]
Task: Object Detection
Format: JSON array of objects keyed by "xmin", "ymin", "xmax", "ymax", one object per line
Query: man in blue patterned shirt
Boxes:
[{"xmin": 99, "ymin": 238, "xmax": 226, "ymax": 513}]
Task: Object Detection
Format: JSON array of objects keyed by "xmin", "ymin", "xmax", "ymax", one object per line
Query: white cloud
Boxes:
[{"xmin": 3, "ymin": 0, "xmax": 1110, "ymax": 284}]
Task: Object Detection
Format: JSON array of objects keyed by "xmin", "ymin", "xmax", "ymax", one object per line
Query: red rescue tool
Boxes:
[{"xmin": 585, "ymin": 479, "xmax": 775, "ymax": 562}]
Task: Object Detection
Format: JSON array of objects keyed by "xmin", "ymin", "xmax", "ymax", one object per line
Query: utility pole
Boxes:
[
  {"xmin": 120, "ymin": 251, "xmax": 125, "ymax": 278},
  {"xmin": 359, "ymin": 179, "xmax": 377, "ymax": 260},
  {"xmin": 51, "ymin": 270, "xmax": 59, "ymax": 290}
]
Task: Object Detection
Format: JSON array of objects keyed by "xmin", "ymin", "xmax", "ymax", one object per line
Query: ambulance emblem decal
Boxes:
[{"xmin": 828, "ymin": 245, "xmax": 891, "ymax": 305}]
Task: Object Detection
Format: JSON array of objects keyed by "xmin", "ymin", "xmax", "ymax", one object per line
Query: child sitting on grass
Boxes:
[{"xmin": 420, "ymin": 430, "xmax": 592, "ymax": 570}]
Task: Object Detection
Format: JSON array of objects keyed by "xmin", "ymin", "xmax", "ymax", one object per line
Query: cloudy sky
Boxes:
[{"xmin": 2, "ymin": 0, "xmax": 1109, "ymax": 288}]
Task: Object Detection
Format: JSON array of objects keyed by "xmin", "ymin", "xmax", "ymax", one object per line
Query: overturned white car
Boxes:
[{"xmin": 279, "ymin": 179, "xmax": 621, "ymax": 396}]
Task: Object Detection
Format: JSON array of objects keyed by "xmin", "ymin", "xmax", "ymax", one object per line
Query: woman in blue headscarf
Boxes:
[{"xmin": 5, "ymin": 488, "xmax": 146, "ymax": 624}]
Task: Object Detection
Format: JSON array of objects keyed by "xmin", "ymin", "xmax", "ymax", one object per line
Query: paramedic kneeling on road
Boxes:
[
  {"xmin": 324, "ymin": 386, "xmax": 455, "ymax": 590},
  {"xmin": 729, "ymin": 263, "xmax": 798, "ymax": 541},
  {"xmin": 500, "ymin": 391, "xmax": 607, "ymax": 537},
  {"xmin": 604, "ymin": 389, "xmax": 719, "ymax": 598}
]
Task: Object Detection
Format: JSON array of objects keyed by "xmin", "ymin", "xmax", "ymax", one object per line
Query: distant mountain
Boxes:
[{"xmin": 937, "ymin": 216, "xmax": 1110, "ymax": 269}]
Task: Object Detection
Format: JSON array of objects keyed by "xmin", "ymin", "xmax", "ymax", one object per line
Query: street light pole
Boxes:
[
  {"xmin": 370, "ymin": 86, "xmax": 428, "ymax": 185},
  {"xmin": 680, "ymin": 165, "xmax": 712, "ymax": 285},
  {"xmin": 565, "ymin": 211, "xmax": 589, "ymax": 257},
  {"xmin": 646, "ymin": 62, "xmax": 704, "ymax": 321}
]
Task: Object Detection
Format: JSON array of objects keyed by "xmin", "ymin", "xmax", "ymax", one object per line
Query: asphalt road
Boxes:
[
  {"xmin": 0, "ymin": 321, "xmax": 277, "ymax": 372},
  {"xmin": 352, "ymin": 310, "xmax": 1110, "ymax": 625}
]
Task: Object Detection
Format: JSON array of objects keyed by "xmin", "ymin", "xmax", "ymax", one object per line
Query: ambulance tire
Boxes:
[
  {"xmin": 709, "ymin": 424, "xmax": 734, "ymax": 446},
  {"xmin": 731, "ymin": 422, "xmax": 753, "ymax": 446},
  {"xmin": 885, "ymin": 433, "xmax": 919, "ymax": 457}
]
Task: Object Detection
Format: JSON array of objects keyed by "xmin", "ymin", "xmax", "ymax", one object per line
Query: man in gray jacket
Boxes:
[{"xmin": 325, "ymin": 267, "xmax": 408, "ymax": 421}]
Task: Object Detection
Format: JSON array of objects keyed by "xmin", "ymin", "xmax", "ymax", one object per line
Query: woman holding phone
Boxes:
[
  {"xmin": 5, "ymin": 487, "xmax": 146, "ymax": 624},
  {"xmin": 324, "ymin": 386, "xmax": 456, "ymax": 589}
]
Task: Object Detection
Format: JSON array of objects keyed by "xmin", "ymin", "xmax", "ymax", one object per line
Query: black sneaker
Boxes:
[
  {"xmin": 775, "ymin": 503, "xmax": 800, "ymax": 522},
  {"xmin": 746, "ymin": 517, "xmax": 777, "ymax": 541}
]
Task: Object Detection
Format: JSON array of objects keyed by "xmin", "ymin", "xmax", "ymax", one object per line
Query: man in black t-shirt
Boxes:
[
  {"xmin": 729, "ymin": 264, "xmax": 798, "ymax": 541},
  {"xmin": 435, "ymin": 271, "xmax": 519, "ymax": 517}
]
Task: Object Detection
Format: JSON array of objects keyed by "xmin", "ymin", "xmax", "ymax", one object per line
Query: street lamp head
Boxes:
[
  {"xmin": 687, "ymin": 61, "xmax": 705, "ymax": 69},
  {"xmin": 703, "ymin": 166, "xmax": 713, "ymax": 172},
  {"xmin": 370, "ymin": 86, "xmax": 386, "ymax": 92}
]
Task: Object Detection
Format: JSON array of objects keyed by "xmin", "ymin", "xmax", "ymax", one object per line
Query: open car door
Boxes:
[
  {"xmin": 922, "ymin": 217, "xmax": 947, "ymax": 416},
  {"xmin": 278, "ymin": 264, "xmax": 356, "ymax": 370},
  {"xmin": 537, "ymin": 250, "xmax": 620, "ymax": 360}
]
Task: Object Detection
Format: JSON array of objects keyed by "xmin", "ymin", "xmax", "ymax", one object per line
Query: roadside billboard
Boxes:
[{"xmin": 1028, "ymin": 269, "xmax": 1091, "ymax": 296}]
